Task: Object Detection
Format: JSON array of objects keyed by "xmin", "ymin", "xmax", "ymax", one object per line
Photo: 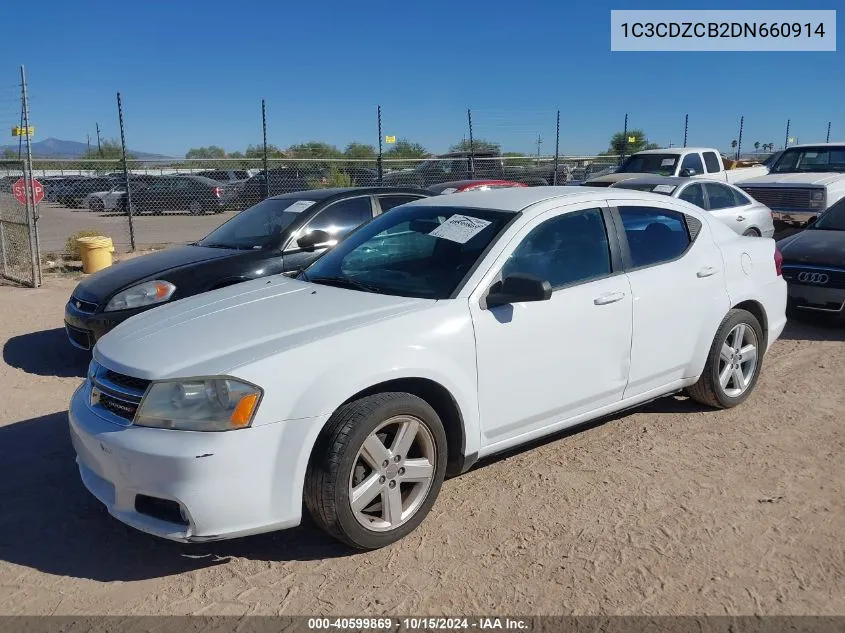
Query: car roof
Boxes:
[
  {"xmin": 268, "ymin": 186, "xmax": 429, "ymax": 201},
  {"xmin": 406, "ymin": 185, "xmax": 692, "ymax": 216},
  {"xmin": 788, "ymin": 142, "xmax": 845, "ymax": 149}
]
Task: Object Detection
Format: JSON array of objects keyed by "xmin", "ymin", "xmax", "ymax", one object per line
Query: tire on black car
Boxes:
[
  {"xmin": 687, "ymin": 308, "xmax": 765, "ymax": 409},
  {"xmin": 305, "ymin": 392, "xmax": 448, "ymax": 550}
]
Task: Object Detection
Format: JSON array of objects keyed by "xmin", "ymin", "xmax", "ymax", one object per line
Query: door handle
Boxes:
[
  {"xmin": 697, "ymin": 266, "xmax": 718, "ymax": 278},
  {"xmin": 736, "ymin": 215, "xmax": 746, "ymax": 221},
  {"xmin": 593, "ymin": 291, "xmax": 626, "ymax": 305}
]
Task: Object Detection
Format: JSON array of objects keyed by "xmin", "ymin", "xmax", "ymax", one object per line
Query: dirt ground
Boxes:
[{"xmin": 0, "ymin": 277, "xmax": 843, "ymax": 616}]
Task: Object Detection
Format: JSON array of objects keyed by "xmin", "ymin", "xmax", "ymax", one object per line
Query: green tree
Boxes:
[
  {"xmin": 384, "ymin": 138, "xmax": 429, "ymax": 159},
  {"xmin": 344, "ymin": 142, "xmax": 377, "ymax": 160},
  {"xmin": 502, "ymin": 151, "xmax": 533, "ymax": 167},
  {"xmin": 244, "ymin": 144, "xmax": 285, "ymax": 158},
  {"xmin": 449, "ymin": 138, "xmax": 501, "ymax": 154},
  {"xmin": 185, "ymin": 146, "xmax": 226, "ymax": 159},
  {"xmin": 608, "ymin": 129, "xmax": 658, "ymax": 155},
  {"xmin": 2, "ymin": 147, "xmax": 16, "ymax": 159},
  {"xmin": 731, "ymin": 139, "xmax": 738, "ymax": 150},
  {"xmin": 287, "ymin": 141, "xmax": 342, "ymax": 159},
  {"xmin": 754, "ymin": 141, "xmax": 760, "ymax": 152},
  {"xmin": 228, "ymin": 150, "xmax": 244, "ymax": 158},
  {"xmin": 82, "ymin": 139, "xmax": 129, "ymax": 160}
]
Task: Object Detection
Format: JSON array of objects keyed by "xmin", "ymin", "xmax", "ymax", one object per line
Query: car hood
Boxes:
[
  {"xmin": 777, "ymin": 229, "xmax": 845, "ymax": 267},
  {"xmin": 94, "ymin": 276, "xmax": 432, "ymax": 379},
  {"xmin": 740, "ymin": 173, "xmax": 845, "ymax": 186},
  {"xmin": 72, "ymin": 244, "xmax": 241, "ymax": 303}
]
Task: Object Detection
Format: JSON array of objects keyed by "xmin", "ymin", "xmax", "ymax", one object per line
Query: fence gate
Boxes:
[{"xmin": 0, "ymin": 160, "xmax": 41, "ymax": 287}]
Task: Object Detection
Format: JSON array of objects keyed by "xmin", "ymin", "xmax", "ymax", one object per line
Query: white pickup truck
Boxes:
[
  {"xmin": 737, "ymin": 143, "xmax": 845, "ymax": 226},
  {"xmin": 585, "ymin": 147, "xmax": 769, "ymax": 187}
]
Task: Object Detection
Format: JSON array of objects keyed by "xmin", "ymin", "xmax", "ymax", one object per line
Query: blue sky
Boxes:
[{"xmin": 1, "ymin": 0, "xmax": 841, "ymax": 157}]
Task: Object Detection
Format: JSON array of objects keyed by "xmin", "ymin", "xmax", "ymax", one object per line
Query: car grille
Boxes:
[
  {"xmin": 70, "ymin": 296, "xmax": 98, "ymax": 313},
  {"xmin": 90, "ymin": 366, "xmax": 150, "ymax": 424},
  {"xmin": 782, "ymin": 265, "xmax": 845, "ymax": 290},
  {"xmin": 65, "ymin": 324, "xmax": 92, "ymax": 350},
  {"xmin": 739, "ymin": 187, "xmax": 813, "ymax": 210}
]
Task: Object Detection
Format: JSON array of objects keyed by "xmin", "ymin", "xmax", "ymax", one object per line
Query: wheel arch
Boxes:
[
  {"xmin": 732, "ymin": 299, "xmax": 768, "ymax": 349},
  {"xmin": 336, "ymin": 377, "xmax": 471, "ymax": 477}
]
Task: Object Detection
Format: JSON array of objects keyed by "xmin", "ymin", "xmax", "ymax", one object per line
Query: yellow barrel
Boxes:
[{"xmin": 76, "ymin": 236, "xmax": 115, "ymax": 274}]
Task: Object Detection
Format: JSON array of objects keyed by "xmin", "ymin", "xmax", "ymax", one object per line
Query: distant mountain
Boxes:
[{"xmin": 1, "ymin": 137, "xmax": 172, "ymax": 160}]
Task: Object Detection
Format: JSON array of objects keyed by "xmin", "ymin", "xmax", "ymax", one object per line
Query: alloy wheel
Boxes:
[{"xmin": 718, "ymin": 323, "xmax": 759, "ymax": 397}]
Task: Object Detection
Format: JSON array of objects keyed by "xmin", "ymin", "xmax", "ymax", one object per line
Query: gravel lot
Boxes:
[
  {"xmin": 0, "ymin": 277, "xmax": 843, "ymax": 616},
  {"xmin": 36, "ymin": 204, "xmax": 238, "ymax": 254}
]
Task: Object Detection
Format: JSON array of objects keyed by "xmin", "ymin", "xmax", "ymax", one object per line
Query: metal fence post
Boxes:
[
  {"xmin": 683, "ymin": 114, "xmax": 689, "ymax": 147},
  {"xmin": 553, "ymin": 110, "xmax": 560, "ymax": 185},
  {"xmin": 377, "ymin": 105, "xmax": 383, "ymax": 185},
  {"xmin": 117, "ymin": 92, "xmax": 136, "ymax": 251},
  {"xmin": 784, "ymin": 119, "xmax": 790, "ymax": 150},
  {"xmin": 262, "ymin": 99, "xmax": 269, "ymax": 199},
  {"xmin": 621, "ymin": 113, "xmax": 628, "ymax": 165},
  {"xmin": 20, "ymin": 65, "xmax": 40, "ymax": 287},
  {"xmin": 827, "ymin": 121, "xmax": 831, "ymax": 143},
  {"xmin": 467, "ymin": 109, "xmax": 475, "ymax": 179},
  {"xmin": 737, "ymin": 115, "xmax": 744, "ymax": 160}
]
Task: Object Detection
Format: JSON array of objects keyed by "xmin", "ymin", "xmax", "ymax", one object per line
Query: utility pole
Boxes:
[
  {"xmin": 20, "ymin": 65, "xmax": 41, "ymax": 287},
  {"xmin": 96, "ymin": 122, "xmax": 102, "ymax": 156}
]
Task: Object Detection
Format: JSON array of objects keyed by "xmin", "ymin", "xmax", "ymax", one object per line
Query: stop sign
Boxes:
[{"xmin": 12, "ymin": 177, "xmax": 45, "ymax": 206}]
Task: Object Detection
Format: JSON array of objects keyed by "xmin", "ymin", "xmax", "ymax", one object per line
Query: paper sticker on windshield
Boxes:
[
  {"xmin": 653, "ymin": 184, "xmax": 676, "ymax": 194},
  {"xmin": 286, "ymin": 200, "xmax": 316, "ymax": 213},
  {"xmin": 660, "ymin": 158, "xmax": 675, "ymax": 167},
  {"xmin": 428, "ymin": 214, "xmax": 492, "ymax": 244},
  {"xmin": 439, "ymin": 187, "xmax": 458, "ymax": 195}
]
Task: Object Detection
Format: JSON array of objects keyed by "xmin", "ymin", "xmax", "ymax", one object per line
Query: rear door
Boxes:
[
  {"xmin": 612, "ymin": 201, "xmax": 730, "ymax": 397},
  {"xmin": 703, "ymin": 182, "xmax": 749, "ymax": 235}
]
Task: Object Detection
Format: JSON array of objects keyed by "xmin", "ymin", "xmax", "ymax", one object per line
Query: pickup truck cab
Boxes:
[
  {"xmin": 585, "ymin": 148, "xmax": 769, "ymax": 187},
  {"xmin": 737, "ymin": 143, "xmax": 845, "ymax": 227}
]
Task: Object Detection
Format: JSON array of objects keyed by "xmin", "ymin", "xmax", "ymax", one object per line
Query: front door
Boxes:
[{"xmin": 470, "ymin": 204, "xmax": 633, "ymax": 449}]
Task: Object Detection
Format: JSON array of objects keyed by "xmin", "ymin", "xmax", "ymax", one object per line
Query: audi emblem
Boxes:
[{"xmin": 797, "ymin": 272, "xmax": 830, "ymax": 285}]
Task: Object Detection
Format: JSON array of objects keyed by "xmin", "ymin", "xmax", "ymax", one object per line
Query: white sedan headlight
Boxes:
[
  {"xmin": 105, "ymin": 280, "xmax": 176, "ymax": 312},
  {"xmin": 135, "ymin": 377, "xmax": 262, "ymax": 431}
]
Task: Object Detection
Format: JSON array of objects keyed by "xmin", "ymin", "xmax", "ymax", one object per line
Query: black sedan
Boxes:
[
  {"xmin": 129, "ymin": 175, "xmax": 230, "ymax": 215},
  {"xmin": 59, "ymin": 176, "xmax": 119, "ymax": 208},
  {"xmin": 64, "ymin": 187, "xmax": 429, "ymax": 349},
  {"xmin": 777, "ymin": 197, "xmax": 845, "ymax": 320}
]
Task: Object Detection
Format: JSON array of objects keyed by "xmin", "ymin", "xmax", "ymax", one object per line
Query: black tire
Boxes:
[
  {"xmin": 687, "ymin": 309, "xmax": 764, "ymax": 409},
  {"xmin": 304, "ymin": 392, "xmax": 448, "ymax": 550}
]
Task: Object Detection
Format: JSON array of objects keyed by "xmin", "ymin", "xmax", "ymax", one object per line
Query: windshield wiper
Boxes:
[{"xmin": 307, "ymin": 275, "xmax": 385, "ymax": 294}]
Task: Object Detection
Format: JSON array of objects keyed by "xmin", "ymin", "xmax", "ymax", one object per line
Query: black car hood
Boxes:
[
  {"xmin": 778, "ymin": 230, "xmax": 845, "ymax": 268},
  {"xmin": 73, "ymin": 244, "xmax": 241, "ymax": 303}
]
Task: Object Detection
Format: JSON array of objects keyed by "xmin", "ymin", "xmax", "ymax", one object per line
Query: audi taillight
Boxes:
[
  {"xmin": 774, "ymin": 247, "xmax": 783, "ymax": 276},
  {"xmin": 212, "ymin": 186, "xmax": 223, "ymax": 198}
]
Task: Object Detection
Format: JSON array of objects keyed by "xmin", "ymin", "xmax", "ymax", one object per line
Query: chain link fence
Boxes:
[
  {"xmin": 0, "ymin": 160, "xmax": 40, "ymax": 286},
  {"xmin": 29, "ymin": 154, "xmax": 625, "ymax": 257}
]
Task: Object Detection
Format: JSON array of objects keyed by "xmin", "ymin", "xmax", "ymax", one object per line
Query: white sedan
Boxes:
[
  {"xmin": 69, "ymin": 187, "xmax": 787, "ymax": 549},
  {"xmin": 84, "ymin": 185, "xmax": 127, "ymax": 213},
  {"xmin": 610, "ymin": 176, "xmax": 775, "ymax": 238}
]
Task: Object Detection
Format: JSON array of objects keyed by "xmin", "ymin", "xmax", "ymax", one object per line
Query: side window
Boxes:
[
  {"xmin": 377, "ymin": 195, "xmax": 424, "ymax": 213},
  {"xmin": 678, "ymin": 184, "xmax": 706, "ymax": 209},
  {"xmin": 703, "ymin": 152, "xmax": 722, "ymax": 173},
  {"xmin": 502, "ymin": 208, "xmax": 611, "ymax": 290},
  {"xmin": 680, "ymin": 153, "xmax": 704, "ymax": 175},
  {"xmin": 303, "ymin": 196, "xmax": 374, "ymax": 239},
  {"xmin": 618, "ymin": 206, "xmax": 691, "ymax": 268},
  {"xmin": 703, "ymin": 183, "xmax": 737, "ymax": 210},
  {"xmin": 729, "ymin": 186, "xmax": 751, "ymax": 207}
]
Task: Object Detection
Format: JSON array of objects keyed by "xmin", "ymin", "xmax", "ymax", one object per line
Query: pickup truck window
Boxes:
[
  {"xmin": 681, "ymin": 153, "xmax": 704, "ymax": 175},
  {"xmin": 703, "ymin": 152, "xmax": 722, "ymax": 173},
  {"xmin": 771, "ymin": 147, "xmax": 845, "ymax": 174},
  {"xmin": 617, "ymin": 154, "xmax": 679, "ymax": 176}
]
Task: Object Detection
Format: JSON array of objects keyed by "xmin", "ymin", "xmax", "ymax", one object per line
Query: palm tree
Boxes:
[
  {"xmin": 731, "ymin": 139, "xmax": 738, "ymax": 150},
  {"xmin": 754, "ymin": 141, "xmax": 760, "ymax": 152}
]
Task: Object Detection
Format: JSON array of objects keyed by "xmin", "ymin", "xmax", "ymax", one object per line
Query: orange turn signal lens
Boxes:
[{"xmin": 230, "ymin": 393, "xmax": 259, "ymax": 428}]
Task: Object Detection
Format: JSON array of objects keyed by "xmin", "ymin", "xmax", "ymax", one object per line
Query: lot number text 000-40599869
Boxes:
[{"xmin": 610, "ymin": 10, "xmax": 836, "ymax": 51}]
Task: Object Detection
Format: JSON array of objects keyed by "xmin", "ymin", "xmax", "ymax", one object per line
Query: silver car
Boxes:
[{"xmin": 610, "ymin": 176, "xmax": 775, "ymax": 238}]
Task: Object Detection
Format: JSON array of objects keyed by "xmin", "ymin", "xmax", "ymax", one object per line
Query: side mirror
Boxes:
[
  {"xmin": 679, "ymin": 168, "xmax": 696, "ymax": 177},
  {"xmin": 485, "ymin": 273, "xmax": 552, "ymax": 309},
  {"xmin": 296, "ymin": 229, "xmax": 333, "ymax": 250}
]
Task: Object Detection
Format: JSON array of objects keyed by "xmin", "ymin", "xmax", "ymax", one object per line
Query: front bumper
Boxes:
[
  {"xmin": 786, "ymin": 284, "xmax": 845, "ymax": 315},
  {"xmin": 64, "ymin": 300, "xmax": 145, "ymax": 350},
  {"xmin": 68, "ymin": 382, "xmax": 314, "ymax": 541}
]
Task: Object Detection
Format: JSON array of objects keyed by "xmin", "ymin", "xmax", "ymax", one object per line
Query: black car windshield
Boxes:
[
  {"xmin": 770, "ymin": 147, "xmax": 845, "ymax": 173},
  {"xmin": 812, "ymin": 199, "xmax": 845, "ymax": 231},
  {"xmin": 617, "ymin": 154, "xmax": 679, "ymax": 175},
  {"xmin": 196, "ymin": 197, "xmax": 317, "ymax": 249},
  {"xmin": 301, "ymin": 205, "xmax": 515, "ymax": 299}
]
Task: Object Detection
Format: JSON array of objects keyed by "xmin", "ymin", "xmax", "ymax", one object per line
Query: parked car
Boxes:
[
  {"xmin": 68, "ymin": 186, "xmax": 786, "ymax": 548},
  {"xmin": 60, "ymin": 177, "xmax": 120, "ymax": 208},
  {"xmin": 381, "ymin": 151, "xmax": 557, "ymax": 188},
  {"xmin": 585, "ymin": 148, "xmax": 770, "ymax": 187},
  {"xmin": 776, "ymin": 196, "xmax": 845, "ymax": 319},
  {"xmin": 237, "ymin": 166, "xmax": 379, "ymax": 209},
  {"xmin": 128, "ymin": 175, "xmax": 230, "ymax": 215},
  {"xmin": 427, "ymin": 179, "xmax": 528, "ymax": 195},
  {"xmin": 46, "ymin": 176, "xmax": 91, "ymax": 203},
  {"xmin": 610, "ymin": 176, "xmax": 775, "ymax": 237},
  {"xmin": 738, "ymin": 143, "xmax": 845, "ymax": 227},
  {"xmin": 84, "ymin": 175, "xmax": 159, "ymax": 212},
  {"xmin": 64, "ymin": 187, "xmax": 429, "ymax": 349},
  {"xmin": 195, "ymin": 169, "xmax": 252, "ymax": 182}
]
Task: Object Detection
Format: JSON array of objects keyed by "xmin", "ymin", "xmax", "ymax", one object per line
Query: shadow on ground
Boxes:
[
  {"xmin": 780, "ymin": 314, "xmax": 845, "ymax": 342},
  {"xmin": 3, "ymin": 327, "xmax": 89, "ymax": 378},
  {"xmin": 0, "ymin": 412, "xmax": 354, "ymax": 582}
]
